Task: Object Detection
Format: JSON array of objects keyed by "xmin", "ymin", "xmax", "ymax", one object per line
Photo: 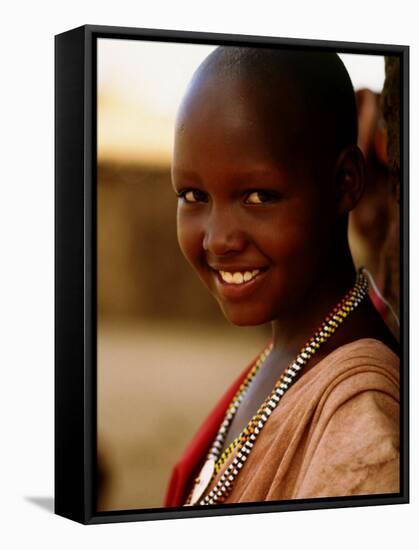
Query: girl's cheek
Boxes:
[{"xmin": 177, "ymin": 222, "xmax": 201, "ymax": 263}]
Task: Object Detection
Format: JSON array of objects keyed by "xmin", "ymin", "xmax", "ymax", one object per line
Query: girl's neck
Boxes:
[{"xmin": 270, "ymin": 246, "xmax": 357, "ymax": 359}]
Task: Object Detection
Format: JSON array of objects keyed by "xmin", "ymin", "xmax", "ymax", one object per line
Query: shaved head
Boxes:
[{"xmin": 176, "ymin": 46, "xmax": 358, "ymax": 185}]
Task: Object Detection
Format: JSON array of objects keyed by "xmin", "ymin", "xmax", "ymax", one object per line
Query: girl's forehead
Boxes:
[
  {"xmin": 174, "ymin": 75, "xmax": 311, "ymax": 176},
  {"xmin": 179, "ymin": 71, "xmax": 304, "ymax": 128}
]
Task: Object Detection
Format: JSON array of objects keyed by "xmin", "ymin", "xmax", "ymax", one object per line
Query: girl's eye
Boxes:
[
  {"xmin": 244, "ymin": 190, "xmax": 279, "ymax": 204},
  {"xmin": 177, "ymin": 189, "xmax": 207, "ymax": 203}
]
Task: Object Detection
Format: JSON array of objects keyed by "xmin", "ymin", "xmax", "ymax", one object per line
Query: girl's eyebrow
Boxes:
[
  {"xmin": 172, "ymin": 166, "xmax": 285, "ymax": 182},
  {"xmin": 229, "ymin": 167, "xmax": 287, "ymax": 186},
  {"xmin": 171, "ymin": 167, "xmax": 202, "ymax": 183}
]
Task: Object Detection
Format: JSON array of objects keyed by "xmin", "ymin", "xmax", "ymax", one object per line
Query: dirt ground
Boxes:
[{"xmin": 97, "ymin": 319, "xmax": 268, "ymax": 511}]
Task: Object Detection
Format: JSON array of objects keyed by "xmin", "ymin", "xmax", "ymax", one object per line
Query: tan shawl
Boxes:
[{"xmin": 203, "ymin": 338, "xmax": 400, "ymax": 502}]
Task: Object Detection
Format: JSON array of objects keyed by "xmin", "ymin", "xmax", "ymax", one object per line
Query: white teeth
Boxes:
[
  {"xmin": 222, "ymin": 271, "xmax": 233, "ymax": 283},
  {"xmin": 243, "ymin": 272, "xmax": 252, "ymax": 282},
  {"xmin": 232, "ymin": 272, "xmax": 243, "ymax": 284},
  {"xmin": 219, "ymin": 269, "xmax": 260, "ymax": 284}
]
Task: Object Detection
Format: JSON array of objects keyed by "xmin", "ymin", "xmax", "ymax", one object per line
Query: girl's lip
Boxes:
[
  {"xmin": 211, "ymin": 267, "xmax": 269, "ymax": 300},
  {"xmin": 209, "ymin": 265, "xmax": 268, "ymax": 273}
]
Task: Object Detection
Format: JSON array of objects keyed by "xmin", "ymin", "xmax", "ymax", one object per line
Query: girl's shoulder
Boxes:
[
  {"xmin": 286, "ymin": 337, "xmax": 400, "ymax": 415},
  {"xmin": 312, "ymin": 337, "xmax": 400, "ymax": 385},
  {"xmin": 322, "ymin": 337, "xmax": 399, "ymax": 366},
  {"xmin": 290, "ymin": 338, "xmax": 401, "ymax": 498}
]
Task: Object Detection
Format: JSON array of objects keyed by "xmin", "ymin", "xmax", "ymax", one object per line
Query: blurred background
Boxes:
[{"xmin": 96, "ymin": 39, "xmax": 400, "ymax": 511}]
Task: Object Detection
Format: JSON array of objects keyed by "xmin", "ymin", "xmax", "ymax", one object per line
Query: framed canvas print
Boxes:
[{"xmin": 55, "ymin": 24, "xmax": 409, "ymax": 524}]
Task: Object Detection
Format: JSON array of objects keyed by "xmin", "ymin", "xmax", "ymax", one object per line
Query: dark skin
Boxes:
[{"xmin": 171, "ymin": 63, "xmax": 399, "ymax": 451}]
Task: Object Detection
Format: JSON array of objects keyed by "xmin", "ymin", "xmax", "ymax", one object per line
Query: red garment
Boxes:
[
  {"xmin": 164, "ymin": 357, "xmax": 256, "ymax": 507},
  {"xmin": 370, "ymin": 287, "xmax": 388, "ymax": 322}
]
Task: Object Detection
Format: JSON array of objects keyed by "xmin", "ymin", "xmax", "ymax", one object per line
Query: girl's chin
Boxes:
[{"xmin": 218, "ymin": 304, "xmax": 272, "ymax": 327}]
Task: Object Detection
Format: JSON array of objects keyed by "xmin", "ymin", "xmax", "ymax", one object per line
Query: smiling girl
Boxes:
[{"xmin": 165, "ymin": 47, "xmax": 400, "ymax": 507}]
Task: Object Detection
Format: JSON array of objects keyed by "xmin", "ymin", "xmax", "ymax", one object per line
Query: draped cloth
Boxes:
[{"xmin": 164, "ymin": 338, "xmax": 400, "ymax": 507}]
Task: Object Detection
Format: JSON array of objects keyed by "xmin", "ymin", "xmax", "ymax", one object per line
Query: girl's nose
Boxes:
[{"xmin": 202, "ymin": 209, "xmax": 247, "ymax": 255}]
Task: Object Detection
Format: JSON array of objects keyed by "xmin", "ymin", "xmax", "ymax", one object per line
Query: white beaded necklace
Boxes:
[{"xmin": 185, "ymin": 269, "xmax": 369, "ymax": 506}]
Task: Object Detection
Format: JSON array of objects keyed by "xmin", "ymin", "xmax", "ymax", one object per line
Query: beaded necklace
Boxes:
[{"xmin": 185, "ymin": 268, "xmax": 369, "ymax": 506}]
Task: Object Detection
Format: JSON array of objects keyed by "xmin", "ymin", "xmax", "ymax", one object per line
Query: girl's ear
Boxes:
[{"xmin": 333, "ymin": 145, "xmax": 366, "ymax": 216}]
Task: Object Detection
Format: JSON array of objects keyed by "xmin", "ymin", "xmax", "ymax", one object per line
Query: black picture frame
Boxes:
[{"xmin": 55, "ymin": 24, "xmax": 409, "ymax": 524}]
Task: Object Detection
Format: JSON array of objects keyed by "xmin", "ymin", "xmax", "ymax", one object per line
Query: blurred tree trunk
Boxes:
[{"xmin": 380, "ymin": 56, "xmax": 400, "ymax": 340}]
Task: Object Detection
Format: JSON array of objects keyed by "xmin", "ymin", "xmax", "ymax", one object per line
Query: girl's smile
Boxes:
[{"xmin": 210, "ymin": 266, "xmax": 269, "ymax": 300}]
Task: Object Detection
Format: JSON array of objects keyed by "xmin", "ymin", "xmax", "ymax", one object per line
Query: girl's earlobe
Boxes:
[{"xmin": 334, "ymin": 145, "xmax": 366, "ymax": 216}]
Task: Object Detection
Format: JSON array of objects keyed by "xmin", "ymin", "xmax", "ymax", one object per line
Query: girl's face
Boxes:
[{"xmin": 171, "ymin": 76, "xmax": 338, "ymax": 326}]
